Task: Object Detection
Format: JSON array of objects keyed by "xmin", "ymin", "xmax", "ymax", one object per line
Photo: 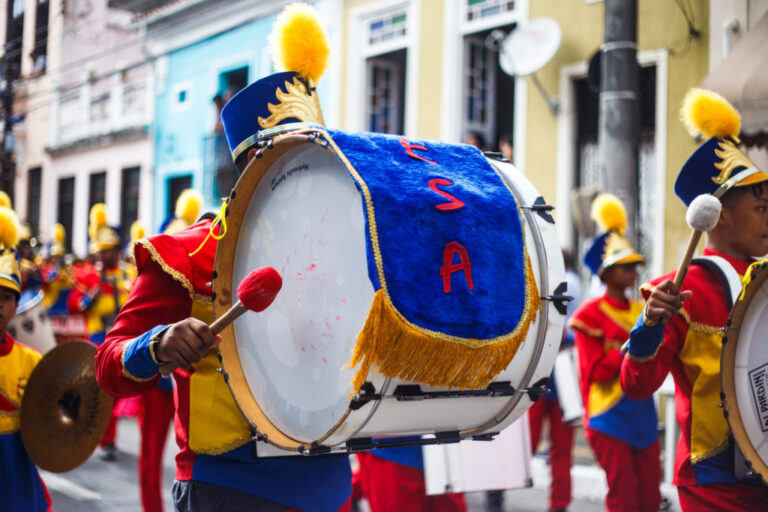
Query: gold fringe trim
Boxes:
[
  {"xmin": 120, "ymin": 342, "xmax": 158, "ymax": 383},
  {"xmin": 568, "ymin": 318, "xmax": 603, "ymax": 338},
  {"xmin": 346, "ymin": 253, "xmax": 541, "ymax": 393},
  {"xmin": 678, "ymin": 308, "xmax": 724, "ymax": 335},
  {"xmin": 136, "ymin": 239, "xmax": 212, "ymax": 305},
  {"xmin": 137, "ymin": 239, "xmax": 195, "ymax": 300},
  {"xmin": 690, "ymin": 437, "xmax": 729, "ymax": 464}
]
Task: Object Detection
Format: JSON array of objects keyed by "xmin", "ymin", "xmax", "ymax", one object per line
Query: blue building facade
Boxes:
[{"xmin": 151, "ymin": 11, "xmax": 332, "ymax": 231}]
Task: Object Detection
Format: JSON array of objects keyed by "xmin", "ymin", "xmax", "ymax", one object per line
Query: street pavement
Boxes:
[{"xmin": 43, "ymin": 418, "xmax": 617, "ymax": 511}]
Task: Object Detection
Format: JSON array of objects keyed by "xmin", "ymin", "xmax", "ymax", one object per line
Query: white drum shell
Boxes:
[
  {"xmin": 225, "ymin": 139, "xmax": 565, "ymax": 451},
  {"xmin": 553, "ymin": 346, "xmax": 584, "ymax": 424}
]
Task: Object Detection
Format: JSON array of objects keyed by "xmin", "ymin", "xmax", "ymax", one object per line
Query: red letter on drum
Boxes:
[
  {"xmin": 440, "ymin": 241, "xmax": 474, "ymax": 293},
  {"xmin": 428, "ymin": 178, "xmax": 466, "ymax": 211},
  {"xmin": 399, "ymin": 137, "xmax": 437, "ymax": 164}
]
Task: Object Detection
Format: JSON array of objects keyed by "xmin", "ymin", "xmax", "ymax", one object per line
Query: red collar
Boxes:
[
  {"xmin": 0, "ymin": 331, "xmax": 15, "ymax": 356},
  {"xmin": 702, "ymin": 248, "xmax": 754, "ymax": 275}
]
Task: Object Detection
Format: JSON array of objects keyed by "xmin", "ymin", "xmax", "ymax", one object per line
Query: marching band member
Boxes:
[
  {"xmin": 96, "ymin": 4, "xmax": 351, "ymax": 511},
  {"xmin": 18, "ymin": 222, "xmax": 43, "ymax": 302},
  {"xmin": 0, "ymin": 206, "xmax": 52, "ymax": 511},
  {"xmin": 41, "ymin": 223, "xmax": 72, "ymax": 316},
  {"xmin": 69, "ymin": 203, "xmax": 135, "ymax": 461},
  {"xmin": 621, "ymin": 89, "xmax": 768, "ymax": 510},
  {"xmin": 569, "ymin": 194, "xmax": 661, "ymax": 512}
]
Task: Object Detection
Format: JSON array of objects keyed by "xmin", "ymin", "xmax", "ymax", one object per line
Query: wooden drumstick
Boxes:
[
  {"xmin": 672, "ymin": 194, "xmax": 722, "ymax": 289},
  {"xmin": 158, "ymin": 266, "xmax": 283, "ymax": 376}
]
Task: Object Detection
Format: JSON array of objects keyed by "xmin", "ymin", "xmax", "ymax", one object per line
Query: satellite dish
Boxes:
[{"xmin": 499, "ymin": 18, "xmax": 562, "ymax": 77}]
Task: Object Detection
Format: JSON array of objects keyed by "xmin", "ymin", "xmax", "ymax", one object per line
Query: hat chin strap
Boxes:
[{"xmin": 714, "ymin": 167, "xmax": 760, "ymax": 199}]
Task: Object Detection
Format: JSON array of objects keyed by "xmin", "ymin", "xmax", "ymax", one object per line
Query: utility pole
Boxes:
[
  {"xmin": 599, "ymin": 0, "xmax": 639, "ymax": 245},
  {"xmin": 0, "ymin": 54, "xmax": 15, "ymax": 204}
]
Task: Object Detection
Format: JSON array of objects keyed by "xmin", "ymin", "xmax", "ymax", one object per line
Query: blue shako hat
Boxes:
[
  {"xmin": 675, "ymin": 88, "xmax": 768, "ymax": 206},
  {"xmin": 220, "ymin": 71, "xmax": 324, "ymax": 162},
  {"xmin": 583, "ymin": 194, "xmax": 644, "ymax": 277},
  {"xmin": 220, "ymin": 3, "xmax": 330, "ymax": 170}
]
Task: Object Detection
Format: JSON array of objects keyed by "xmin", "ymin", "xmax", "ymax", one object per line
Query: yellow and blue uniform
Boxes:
[{"xmin": 0, "ymin": 332, "xmax": 51, "ymax": 512}]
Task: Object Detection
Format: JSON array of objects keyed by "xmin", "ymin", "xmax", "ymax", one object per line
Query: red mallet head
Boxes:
[{"xmin": 237, "ymin": 266, "xmax": 283, "ymax": 312}]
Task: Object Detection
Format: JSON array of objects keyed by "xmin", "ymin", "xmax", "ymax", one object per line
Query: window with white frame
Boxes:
[
  {"xmin": 366, "ymin": 52, "xmax": 405, "ymax": 134},
  {"xmin": 460, "ymin": 25, "xmax": 515, "ymax": 150},
  {"xmin": 361, "ymin": 4, "xmax": 410, "ymax": 135},
  {"xmin": 463, "ymin": 37, "xmax": 496, "ymax": 146}
]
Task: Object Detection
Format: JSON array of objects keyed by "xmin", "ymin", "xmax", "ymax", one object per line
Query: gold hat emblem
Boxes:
[{"xmin": 258, "ymin": 77, "xmax": 325, "ymax": 130}]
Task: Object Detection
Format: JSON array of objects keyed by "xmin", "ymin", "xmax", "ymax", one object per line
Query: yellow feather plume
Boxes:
[
  {"xmin": 130, "ymin": 220, "xmax": 145, "ymax": 242},
  {"xmin": 0, "ymin": 191, "xmax": 11, "ymax": 209},
  {"xmin": 270, "ymin": 2, "xmax": 330, "ymax": 84},
  {"xmin": 175, "ymin": 189, "xmax": 203, "ymax": 225},
  {"xmin": 52, "ymin": 223, "xmax": 65, "ymax": 244},
  {"xmin": 0, "ymin": 206, "xmax": 19, "ymax": 249},
  {"xmin": 591, "ymin": 193, "xmax": 627, "ymax": 235},
  {"xmin": 681, "ymin": 88, "xmax": 741, "ymax": 140},
  {"xmin": 89, "ymin": 203, "xmax": 108, "ymax": 240}
]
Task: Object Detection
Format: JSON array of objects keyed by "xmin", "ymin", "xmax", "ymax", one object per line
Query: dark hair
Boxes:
[
  {"xmin": 466, "ymin": 131, "xmax": 486, "ymax": 149},
  {"xmin": 499, "ymin": 132, "xmax": 513, "ymax": 146},
  {"xmin": 720, "ymin": 181, "xmax": 768, "ymax": 207}
]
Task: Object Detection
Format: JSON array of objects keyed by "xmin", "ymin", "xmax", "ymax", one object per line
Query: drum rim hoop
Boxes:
[{"xmin": 721, "ymin": 262, "xmax": 768, "ymax": 482}]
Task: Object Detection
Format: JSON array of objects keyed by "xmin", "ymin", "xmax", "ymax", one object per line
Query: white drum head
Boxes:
[
  {"xmin": 723, "ymin": 263, "xmax": 768, "ymax": 481},
  {"xmin": 231, "ymin": 143, "xmax": 374, "ymax": 442}
]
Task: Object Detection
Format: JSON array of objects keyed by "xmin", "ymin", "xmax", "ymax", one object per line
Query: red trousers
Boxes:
[
  {"xmin": 678, "ymin": 481, "xmax": 768, "ymax": 512},
  {"xmin": 586, "ymin": 429, "xmax": 661, "ymax": 512},
  {"xmin": 100, "ymin": 402, "xmax": 118, "ymax": 447},
  {"xmin": 354, "ymin": 452, "xmax": 466, "ymax": 512},
  {"xmin": 528, "ymin": 398, "xmax": 574, "ymax": 509},
  {"xmin": 137, "ymin": 387, "xmax": 175, "ymax": 512}
]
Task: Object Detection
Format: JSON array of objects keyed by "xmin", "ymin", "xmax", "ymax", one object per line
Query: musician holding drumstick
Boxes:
[
  {"xmin": 569, "ymin": 194, "xmax": 662, "ymax": 512},
  {"xmin": 621, "ymin": 89, "xmax": 768, "ymax": 511},
  {"xmin": 95, "ymin": 5, "xmax": 353, "ymax": 512}
]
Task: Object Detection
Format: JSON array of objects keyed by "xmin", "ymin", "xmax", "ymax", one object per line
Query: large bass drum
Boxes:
[
  {"xmin": 214, "ymin": 129, "xmax": 565, "ymax": 454},
  {"xmin": 722, "ymin": 260, "xmax": 768, "ymax": 482}
]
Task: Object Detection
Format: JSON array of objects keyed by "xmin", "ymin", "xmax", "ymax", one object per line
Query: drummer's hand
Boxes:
[
  {"xmin": 644, "ymin": 280, "xmax": 693, "ymax": 325},
  {"xmin": 155, "ymin": 318, "xmax": 221, "ymax": 370}
]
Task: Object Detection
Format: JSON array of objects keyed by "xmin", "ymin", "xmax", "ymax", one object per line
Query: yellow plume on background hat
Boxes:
[
  {"xmin": 0, "ymin": 206, "xmax": 21, "ymax": 296},
  {"xmin": 270, "ymin": 2, "xmax": 330, "ymax": 84},
  {"xmin": 88, "ymin": 203, "xmax": 119, "ymax": 254},
  {"xmin": 0, "ymin": 191, "xmax": 11, "ymax": 209},
  {"xmin": 130, "ymin": 220, "xmax": 145, "ymax": 242},
  {"xmin": 175, "ymin": 189, "xmax": 203, "ymax": 225},
  {"xmin": 681, "ymin": 88, "xmax": 741, "ymax": 140},
  {"xmin": 50, "ymin": 223, "xmax": 66, "ymax": 257},
  {"xmin": 590, "ymin": 193, "xmax": 627, "ymax": 235}
]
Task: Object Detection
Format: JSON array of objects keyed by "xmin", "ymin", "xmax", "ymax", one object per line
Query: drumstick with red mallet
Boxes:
[{"xmin": 159, "ymin": 266, "xmax": 283, "ymax": 375}]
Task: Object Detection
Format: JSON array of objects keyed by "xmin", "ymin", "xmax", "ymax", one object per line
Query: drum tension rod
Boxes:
[
  {"xmin": 522, "ymin": 197, "xmax": 556, "ymax": 224},
  {"xmin": 525, "ymin": 378, "xmax": 552, "ymax": 402},
  {"xmin": 349, "ymin": 382, "xmax": 518, "ymax": 410},
  {"xmin": 541, "ymin": 282, "xmax": 573, "ymax": 315},
  {"xmin": 339, "ymin": 431, "xmax": 463, "ymax": 455}
]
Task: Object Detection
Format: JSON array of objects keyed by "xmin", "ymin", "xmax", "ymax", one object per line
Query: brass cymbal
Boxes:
[{"xmin": 21, "ymin": 341, "xmax": 114, "ymax": 473}]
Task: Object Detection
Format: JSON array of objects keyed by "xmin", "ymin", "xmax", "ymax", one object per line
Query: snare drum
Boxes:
[
  {"xmin": 8, "ymin": 290, "xmax": 57, "ymax": 355},
  {"xmin": 722, "ymin": 260, "xmax": 768, "ymax": 482},
  {"xmin": 215, "ymin": 129, "xmax": 565, "ymax": 453},
  {"xmin": 553, "ymin": 346, "xmax": 584, "ymax": 424}
]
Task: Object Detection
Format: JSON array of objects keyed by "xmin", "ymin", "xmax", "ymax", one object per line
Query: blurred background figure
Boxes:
[
  {"xmin": 464, "ymin": 130, "xmax": 487, "ymax": 151},
  {"xmin": 569, "ymin": 194, "xmax": 661, "ymax": 512},
  {"xmin": 498, "ymin": 133, "xmax": 514, "ymax": 163},
  {"xmin": 41, "ymin": 223, "xmax": 72, "ymax": 318}
]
